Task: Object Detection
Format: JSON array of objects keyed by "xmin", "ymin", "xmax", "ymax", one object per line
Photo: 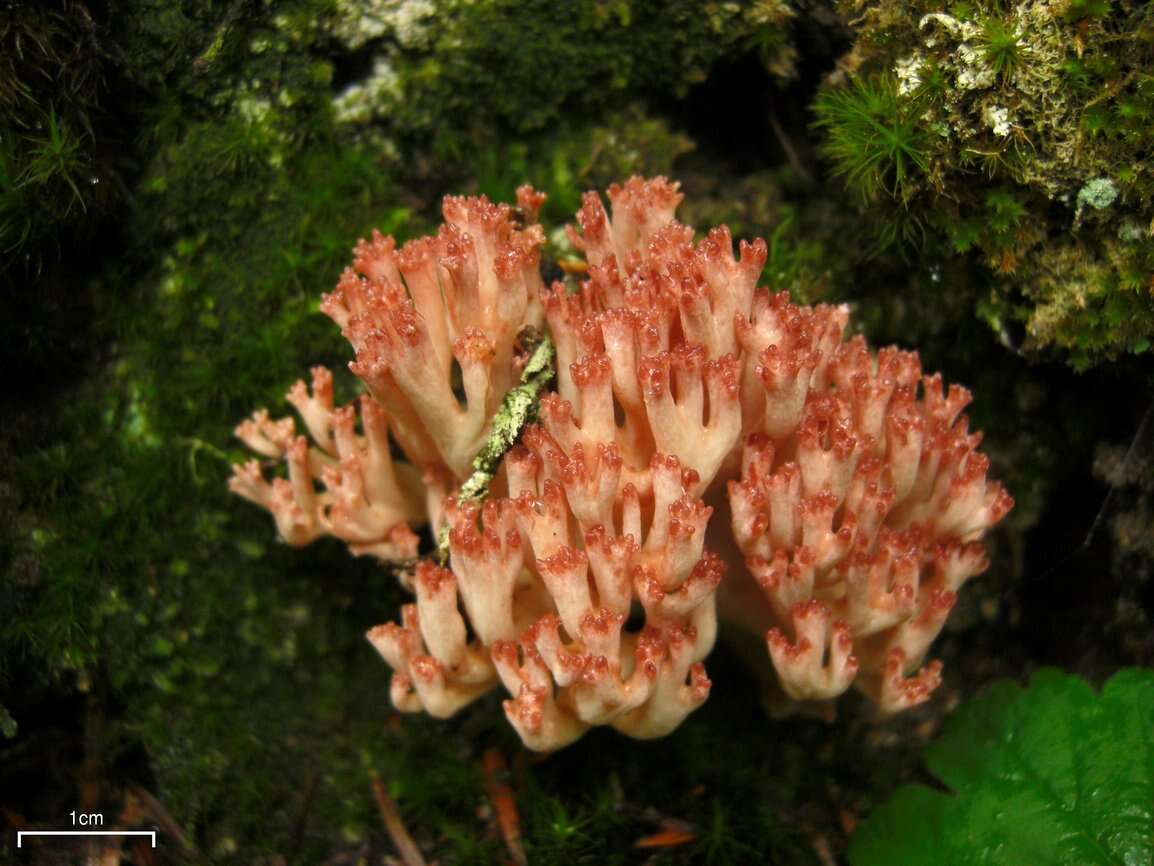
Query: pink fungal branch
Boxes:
[{"xmin": 230, "ymin": 177, "xmax": 1012, "ymax": 750}]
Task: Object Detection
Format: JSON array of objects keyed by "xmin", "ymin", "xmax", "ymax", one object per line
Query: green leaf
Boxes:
[
  {"xmin": 850, "ymin": 668, "xmax": 1154, "ymax": 866},
  {"xmin": 850, "ymin": 786, "xmax": 951, "ymax": 865}
]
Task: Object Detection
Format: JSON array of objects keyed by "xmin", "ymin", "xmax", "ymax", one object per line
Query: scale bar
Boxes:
[{"xmin": 17, "ymin": 831, "xmax": 156, "ymax": 848}]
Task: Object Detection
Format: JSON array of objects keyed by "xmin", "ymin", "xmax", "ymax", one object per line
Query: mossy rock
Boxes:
[{"xmin": 815, "ymin": 0, "xmax": 1154, "ymax": 369}]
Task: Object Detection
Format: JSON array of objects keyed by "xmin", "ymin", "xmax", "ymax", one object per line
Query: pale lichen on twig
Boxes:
[{"xmin": 437, "ymin": 331, "xmax": 555, "ymax": 564}]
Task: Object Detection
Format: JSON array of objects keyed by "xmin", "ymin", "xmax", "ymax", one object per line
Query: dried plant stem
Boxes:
[
  {"xmin": 482, "ymin": 748, "xmax": 526, "ymax": 866},
  {"xmin": 370, "ymin": 772, "xmax": 428, "ymax": 866}
]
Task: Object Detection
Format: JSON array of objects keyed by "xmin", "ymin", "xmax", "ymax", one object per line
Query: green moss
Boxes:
[
  {"xmin": 978, "ymin": 18, "xmax": 1023, "ymax": 83},
  {"xmin": 0, "ymin": 1, "xmax": 109, "ymax": 274},
  {"xmin": 331, "ymin": 0, "xmax": 797, "ymax": 146},
  {"xmin": 2, "ymin": 3, "xmax": 432, "ymax": 855},
  {"xmin": 813, "ymin": 74, "xmax": 931, "ymax": 206},
  {"xmin": 821, "ymin": 0, "xmax": 1154, "ymax": 368},
  {"xmin": 6, "ymin": 173, "xmax": 418, "ymax": 866}
]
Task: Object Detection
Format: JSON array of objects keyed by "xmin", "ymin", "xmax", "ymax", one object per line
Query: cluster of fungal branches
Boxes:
[{"xmin": 231, "ymin": 178, "xmax": 1011, "ymax": 750}]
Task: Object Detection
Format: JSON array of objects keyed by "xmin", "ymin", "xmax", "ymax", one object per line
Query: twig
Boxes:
[
  {"xmin": 3, "ymin": 808, "xmax": 29, "ymax": 830},
  {"xmin": 768, "ymin": 111, "xmax": 814, "ymax": 184},
  {"xmin": 810, "ymin": 832, "xmax": 837, "ymax": 866},
  {"xmin": 482, "ymin": 748, "xmax": 526, "ymax": 866},
  {"xmin": 437, "ymin": 333, "xmax": 555, "ymax": 563},
  {"xmin": 1082, "ymin": 69, "xmax": 1138, "ymax": 110},
  {"xmin": 81, "ymin": 692, "xmax": 105, "ymax": 866},
  {"xmin": 644, "ymin": 806, "xmax": 694, "ymax": 830},
  {"xmin": 287, "ymin": 773, "xmax": 319, "ymax": 861},
  {"xmin": 125, "ymin": 785, "xmax": 205, "ymax": 861},
  {"xmin": 80, "ymin": 691, "xmax": 103, "ymax": 811},
  {"xmin": 132, "ymin": 838, "xmax": 158, "ymax": 866},
  {"xmin": 1081, "ymin": 398, "xmax": 1153, "ymax": 552},
  {"xmin": 370, "ymin": 773, "xmax": 428, "ymax": 866},
  {"xmin": 634, "ymin": 829, "xmax": 696, "ymax": 849},
  {"xmin": 556, "ymin": 259, "xmax": 589, "ymax": 274},
  {"xmin": 1028, "ymin": 395, "xmax": 1153, "ymax": 589}
]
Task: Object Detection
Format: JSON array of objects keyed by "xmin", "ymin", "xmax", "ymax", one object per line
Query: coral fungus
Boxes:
[{"xmin": 231, "ymin": 177, "xmax": 1012, "ymax": 749}]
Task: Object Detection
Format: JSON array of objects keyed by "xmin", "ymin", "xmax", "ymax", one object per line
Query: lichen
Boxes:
[
  {"xmin": 821, "ymin": 0, "xmax": 1154, "ymax": 368},
  {"xmin": 436, "ymin": 332, "xmax": 556, "ymax": 562},
  {"xmin": 1076, "ymin": 177, "xmax": 1119, "ymax": 213}
]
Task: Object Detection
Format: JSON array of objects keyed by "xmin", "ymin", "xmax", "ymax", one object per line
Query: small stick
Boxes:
[
  {"xmin": 556, "ymin": 259, "xmax": 589, "ymax": 274},
  {"xmin": 370, "ymin": 773, "xmax": 428, "ymax": 866},
  {"xmin": 437, "ymin": 334, "xmax": 555, "ymax": 564},
  {"xmin": 288, "ymin": 773, "xmax": 319, "ymax": 860},
  {"xmin": 126, "ymin": 786, "xmax": 202, "ymax": 859},
  {"xmin": 636, "ymin": 806, "xmax": 695, "ymax": 836},
  {"xmin": 132, "ymin": 838, "xmax": 158, "ymax": 866},
  {"xmin": 2, "ymin": 808, "xmax": 29, "ymax": 831},
  {"xmin": 811, "ymin": 832, "xmax": 837, "ymax": 866},
  {"xmin": 82, "ymin": 694, "xmax": 105, "ymax": 866},
  {"xmin": 635, "ymin": 829, "xmax": 696, "ymax": 849},
  {"xmin": 80, "ymin": 692, "xmax": 104, "ymax": 812},
  {"xmin": 482, "ymin": 748, "xmax": 526, "ymax": 866},
  {"xmin": 768, "ymin": 111, "xmax": 814, "ymax": 184}
]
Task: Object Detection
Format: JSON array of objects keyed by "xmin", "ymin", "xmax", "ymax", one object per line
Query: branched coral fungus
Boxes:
[{"xmin": 231, "ymin": 177, "xmax": 1012, "ymax": 749}]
